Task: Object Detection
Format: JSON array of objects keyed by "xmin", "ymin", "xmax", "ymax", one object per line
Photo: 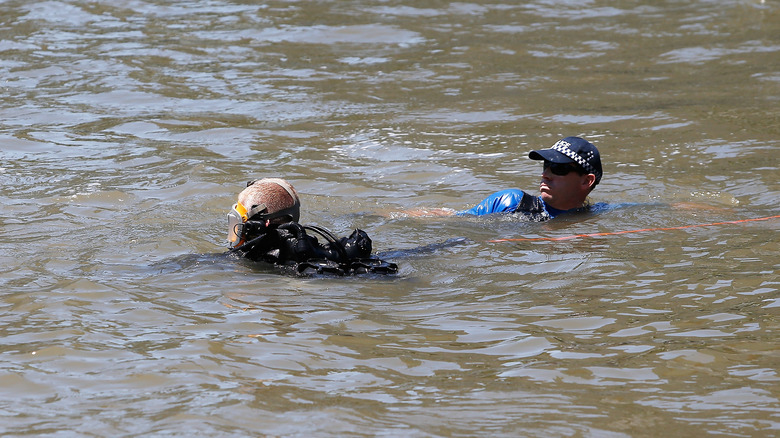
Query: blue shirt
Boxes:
[{"xmin": 457, "ymin": 189, "xmax": 597, "ymax": 220}]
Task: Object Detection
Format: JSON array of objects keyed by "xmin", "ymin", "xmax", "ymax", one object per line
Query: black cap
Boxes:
[{"xmin": 529, "ymin": 136, "xmax": 602, "ymax": 184}]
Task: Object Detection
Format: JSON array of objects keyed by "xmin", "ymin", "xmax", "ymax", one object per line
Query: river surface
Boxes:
[{"xmin": 1, "ymin": 1, "xmax": 779, "ymax": 437}]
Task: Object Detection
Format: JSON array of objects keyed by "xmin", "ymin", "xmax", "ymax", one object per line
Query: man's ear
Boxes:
[{"xmin": 583, "ymin": 174, "xmax": 597, "ymax": 191}]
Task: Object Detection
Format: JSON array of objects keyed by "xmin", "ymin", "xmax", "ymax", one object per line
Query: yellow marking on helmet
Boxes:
[{"xmin": 235, "ymin": 201, "xmax": 249, "ymax": 221}]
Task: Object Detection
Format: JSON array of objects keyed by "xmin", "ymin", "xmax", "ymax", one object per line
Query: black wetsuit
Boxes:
[{"xmin": 232, "ymin": 222, "xmax": 397, "ymax": 276}]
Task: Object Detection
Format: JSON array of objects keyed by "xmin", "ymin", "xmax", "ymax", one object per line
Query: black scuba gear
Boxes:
[
  {"xmin": 514, "ymin": 191, "xmax": 549, "ymax": 222},
  {"xmin": 230, "ymin": 222, "xmax": 398, "ymax": 276}
]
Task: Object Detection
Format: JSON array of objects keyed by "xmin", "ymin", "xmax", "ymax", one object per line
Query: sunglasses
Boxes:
[{"xmin": 543, "ymin": 161, "xmax": 583, "ymax": 176}]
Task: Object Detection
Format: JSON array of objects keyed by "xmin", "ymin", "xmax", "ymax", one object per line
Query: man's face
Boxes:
[{"xmin": 539, "ymin": 162, "xmax": 594, "ymax": 210}]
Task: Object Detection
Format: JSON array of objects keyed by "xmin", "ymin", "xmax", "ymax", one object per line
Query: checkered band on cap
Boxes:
[{"xmin": 551, "ymin": 139, "xmax": 600, "ymax": 177}]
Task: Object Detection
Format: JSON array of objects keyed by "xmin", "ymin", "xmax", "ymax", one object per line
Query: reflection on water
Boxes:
[{"xmin": 1, "ymin": 0, "xmax": 779, "ymax": 436}]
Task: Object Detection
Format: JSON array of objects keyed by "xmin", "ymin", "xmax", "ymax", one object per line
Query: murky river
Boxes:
[{"xmin": 1, "ymin": 0, "xmax": 779, "ymax": 436}]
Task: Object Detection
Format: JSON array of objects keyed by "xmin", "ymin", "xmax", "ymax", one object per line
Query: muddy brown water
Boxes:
[{"xmin": 1, "ymin": 1, "xmax": 778, "ymax": 436}]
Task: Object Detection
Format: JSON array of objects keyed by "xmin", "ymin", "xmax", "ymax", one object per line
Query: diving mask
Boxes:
[
  {"xmin": 227, "ymin": 201, "xmax": 268, "ymax": 248},
  {"xmin": 227, "ymin": 201, "xmax": 302, "ymax": 249}
]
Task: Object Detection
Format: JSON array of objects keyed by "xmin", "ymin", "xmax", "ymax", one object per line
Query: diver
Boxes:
[
  {"xmin": 404, "ymin": 136, "xmax": 607, "ymax": 221},
  {"xmin": 227, "ymin": 178, "xmax": 397, "ymax": 276}
]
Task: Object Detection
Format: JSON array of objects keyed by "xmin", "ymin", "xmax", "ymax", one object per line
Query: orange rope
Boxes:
[{"xmin": 488, "ymin": 214, "xmax": 780, "ymax": 243}]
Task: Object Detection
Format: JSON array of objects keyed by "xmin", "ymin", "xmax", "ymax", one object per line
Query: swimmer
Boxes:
[
  {"xmin": 405, "ymin": 136, "xmax": 605, "ymax": 221},
  {"xmin": 227, "ymin": 178, "xmax": 397, "ymax": 276}
]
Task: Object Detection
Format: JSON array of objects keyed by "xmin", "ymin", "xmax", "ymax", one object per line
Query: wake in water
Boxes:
[{"xmin": 377, "ymin": 237, "xmax": 471, "ymax": 259}]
